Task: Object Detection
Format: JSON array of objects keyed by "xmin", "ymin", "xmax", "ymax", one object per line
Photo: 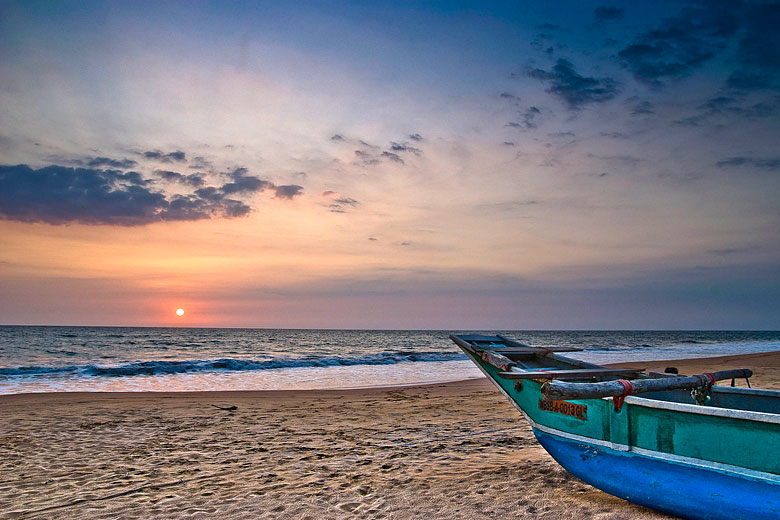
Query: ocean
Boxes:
[{"xmin": 1, "ymin": 327, "xmax": 779, "ymax": 394}]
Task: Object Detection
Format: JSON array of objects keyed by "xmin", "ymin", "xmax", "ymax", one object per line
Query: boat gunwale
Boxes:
[
  {"xmin": 452, "ymin": 335, "xmax": 780, "ymax": 425},
  {"xmin": 623, "ymin": 393, "xmax": 780, "ymax": 425}
]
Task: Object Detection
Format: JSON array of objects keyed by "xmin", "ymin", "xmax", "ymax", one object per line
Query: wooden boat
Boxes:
[{"xmin": 451, "ymin": 334, "xmax": 780, "ymax": 520}]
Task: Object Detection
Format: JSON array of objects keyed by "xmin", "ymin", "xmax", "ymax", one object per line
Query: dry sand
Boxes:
[{"xmin": 2, "ymin": 351, "xmax": 778, "ymax": 520}]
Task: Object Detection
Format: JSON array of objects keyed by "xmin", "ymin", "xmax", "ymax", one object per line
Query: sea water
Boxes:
[{"xmin": 1, "ymin": 327, "xmax": 779, "ymax": 394}]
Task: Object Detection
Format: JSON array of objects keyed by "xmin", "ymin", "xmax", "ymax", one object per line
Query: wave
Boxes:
[{"xmin": 0, "ymin": 350, "xmax": 467, "ymax": 378}]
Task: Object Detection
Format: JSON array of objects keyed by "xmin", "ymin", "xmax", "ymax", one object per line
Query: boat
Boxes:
[{"xmin": 450, "ymin": 334, "xmax": 780, "ymax": 520}]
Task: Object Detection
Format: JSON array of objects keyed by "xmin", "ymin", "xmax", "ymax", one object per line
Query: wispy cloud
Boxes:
[
  {"xmin": 728, "ymin": 4, "xmax": 780, "ymax": 91},
  {"xmin": 528, "ymin": 59, "xmax": 618, "ymax": 110},
  {"xmin": 142, "ymin": 150, "xmax": 187, "ymax": 163},
  {"xmin": 716, "ymin": 156, "xmax": 780, "ymax": 171},
  {"xmin": 618, "ymin": 4, "xmax": 740, "ymax": 85},
  {"xmin": 86, "ymin": 157, "xmax": 137, "ymax": 169}
]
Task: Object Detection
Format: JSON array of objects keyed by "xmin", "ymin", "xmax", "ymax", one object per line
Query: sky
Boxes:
[{"xmin": 0, "ymin": 0, "xmax": 779, "ymax": 329}]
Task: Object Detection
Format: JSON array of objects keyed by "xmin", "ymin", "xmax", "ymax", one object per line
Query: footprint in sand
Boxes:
[{"xmin": 337, "ymin": 501, "xmax": 360, "ymax": 513}]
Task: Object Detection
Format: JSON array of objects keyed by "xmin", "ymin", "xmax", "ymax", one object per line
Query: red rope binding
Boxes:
[
  {"xmin": 704, "ymin": 372, "xmax": 715, "ymax": 389},
  {"xmin": 613, "ymin": 379, "xmax": 633, "ymax": 412}
]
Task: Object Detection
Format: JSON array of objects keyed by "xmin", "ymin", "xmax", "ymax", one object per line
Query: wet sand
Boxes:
[{"xmin": 2, "ymin": 351, "xmax": 778, "ymax": 519}]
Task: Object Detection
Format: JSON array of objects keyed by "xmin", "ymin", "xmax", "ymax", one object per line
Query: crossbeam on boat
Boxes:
[
  {"xmin": 489, "ymin": 347, "xmax": 584, "ymax": 353},
  {"xmin": 496, "ymin": 334, "xmax": 583, "ymax": 352},
  {"xmin": 498, "ymin": 368, "xmax": 645, "ymax": 380}
]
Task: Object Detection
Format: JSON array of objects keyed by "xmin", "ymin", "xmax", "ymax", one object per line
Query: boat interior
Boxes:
[{"xmin": 454, "ymin": 334, "xmax": 780, "ymax": 415}]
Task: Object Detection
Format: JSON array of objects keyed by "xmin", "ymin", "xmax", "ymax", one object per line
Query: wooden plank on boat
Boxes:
[
  {"xmin": 542, "ymin": 368, "xmax": 753, "ymax": 400},
  {"xmin": 497, "ymin": 368, "xmax": 645, "ymax": 380},
  {"xmin": 496, "ymin": 334, "xmax": 584, "ymax": 352},
  {"xmin": 490, "ymin": 347, "xmax": 585, "ymax": 354},
  {"xmin": 481, "ymin": 350, "xmax": 516, "ymax": 371}
]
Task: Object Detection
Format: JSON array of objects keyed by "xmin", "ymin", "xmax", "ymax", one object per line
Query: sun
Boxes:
[{"xmin": 176, "ymin": 308, "xmax": 184, "ymax": 317}]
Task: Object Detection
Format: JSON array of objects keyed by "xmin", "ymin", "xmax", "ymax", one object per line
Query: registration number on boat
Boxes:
[{"xmin": 538, "ymin": 399, "xmax": 587, "ymax": 420}]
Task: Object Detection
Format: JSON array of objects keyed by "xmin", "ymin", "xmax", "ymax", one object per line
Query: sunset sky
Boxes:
[{"xmin": 1, "ymin": 1, "xmax": 778, "ymax": 328}]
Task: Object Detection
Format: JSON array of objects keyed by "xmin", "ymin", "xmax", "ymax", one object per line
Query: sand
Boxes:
[{"xmin": 1, "ymin": 351, "xmax": 778, "ymax": 520}]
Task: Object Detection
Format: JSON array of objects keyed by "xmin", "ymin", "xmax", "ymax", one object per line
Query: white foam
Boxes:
[{"xmin": 0, "ymin": 359, "xmax": 484, "ymax": 394}]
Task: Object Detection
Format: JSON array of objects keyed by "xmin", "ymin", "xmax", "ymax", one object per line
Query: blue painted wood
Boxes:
[{"xmin": 534, "ymin": 428, "xmax": 780, "ymax": 520}]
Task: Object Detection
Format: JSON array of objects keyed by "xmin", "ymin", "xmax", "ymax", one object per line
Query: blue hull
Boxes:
[{"xmin": 534, "ymin": 429, "xmax": 780, "ymax": 520}]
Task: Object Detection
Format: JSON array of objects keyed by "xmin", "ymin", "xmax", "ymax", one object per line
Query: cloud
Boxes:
[
  {"xmin": 701, "ymin": 96, "xmax": 737, "ymax": 112},
  {"xmin": 600, "ymin": 131, "xmax": 628, "ymax": 139},
  {"xmin": 354, "ymin": 150, "xmax": 380, "ymax": 166},
  {"xmin": 631, "ymin": 101, "xmax": 655, "ymax": 115},
  {"xmin": 331, "ymin": 134, "xmax": 345, "ymax": 141},
  {"xmin": 142, "ymin": 150, "xmax": 187, "ymax": 162},
  {"xmin": 226, "ymin": 167, "xmax": 249, "ymax": 178},
  {"xmin": 381, "ymin": 151, "xmax": 404, "ymax": 164},
  {"xmin": 335, "ymin": 197, "xmax": 359, "ymax": 206},
  {"xmin": 113, "ymin": 171, "xmax": 150, "ymax": 186},
  {"xmin": 528, "ymin": 59, "xmax": 618, "ymax": 109},
  {"xmin": 408, "ymin": 133, "xmax": 423, "ymax": 141},
  {"xmin": 618, "ymin": 4, "xmax": 740, "ymax": 85},
  {"xmin": 677, "ymin": 95, "xmax": 779, "ymax": 126},
  {"xmin": 86, "ymin": 157, "xmax": 137, "ymax": 169},
  {"xmin": 716, "ymin": 156, "xmax": 780, "ymax": 171},
  {"xmin": 708, "ymin": 247, "xmax": 762, "ymax": 256},
  {"xmin": 587, "ymin": 153, "xmax": 642, "ymax": 167},
  {"xmin": 194, "ymin": 186, "xmax": 224, "ymax": 202},
  {"xmin": 389, "ymin": 142, "xmax": 421, "ymax": 155},
  {"xmin": 322, "ymin": 191, "xmax": 359, "ymax": 212},
  {"xmin": 0, "ymin": 164, "xmax": 251, "ymax": 225},
  {"xmin": 524, "ymin": 106, "xmax": 542, "ymax": 126},
  {"xmin": 274, "ymin": 184, "xmax": 303, "ymax": 199},
  {"xmin": 221, "ymin": 175, "xmax": 272, "ymax": 194},
  {"xmin": 508, "ymin": 106, "xmax": 542, "ymax": 129},
  {"xmin": 155, "ymin": 169, "xmax": 205, "ymax": 187},
  {"xmin": 594, "ymin": 6, "xmax": 624, "ymax": 21},
  {"xmin": 705, "ymin": 97, "xmax": 780, "ymax": 117},
  {"xmin": 188, "ymin": 156, "xmax": 214, "ymax": 171},
  {"xmin": 727, "ymin": 4, "xmax": 780, "ymax": 90},
  {"xmin": 161, "ymin": 194, "xmax": 251, "ymax": 220}
]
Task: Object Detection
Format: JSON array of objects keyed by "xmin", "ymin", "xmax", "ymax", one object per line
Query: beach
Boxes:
[{"xmin": 2, "ymin": 350, "xmax": 778, "ymax": 520}]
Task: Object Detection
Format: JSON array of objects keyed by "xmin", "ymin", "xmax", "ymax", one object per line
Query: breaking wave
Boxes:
[{"xmin": 0, "ymin": 350, "xmax": 467, "ymax": 378}]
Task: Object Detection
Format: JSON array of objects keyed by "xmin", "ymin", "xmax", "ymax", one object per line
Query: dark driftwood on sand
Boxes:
[
  {"xmin": 211, "ymin": 404, "xmax": 238, "ymax": 411},
  {"xmin": 541, "ymin": 369, "xmax": 753, "ymax": 400}
]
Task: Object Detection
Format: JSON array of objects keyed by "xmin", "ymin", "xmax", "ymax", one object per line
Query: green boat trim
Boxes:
[
  {"xmin": 622, "ymin": 392, "xmax": 780, "ymax": 425},
  {"xmin": 454, "ymin": 334, "xmax": 780, "ymax": 476}
]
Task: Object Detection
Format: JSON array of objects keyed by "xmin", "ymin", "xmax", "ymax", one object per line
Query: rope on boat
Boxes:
[{"xmin": 612, "ymin": 379, "xmax": 634, "ymax": 412}]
